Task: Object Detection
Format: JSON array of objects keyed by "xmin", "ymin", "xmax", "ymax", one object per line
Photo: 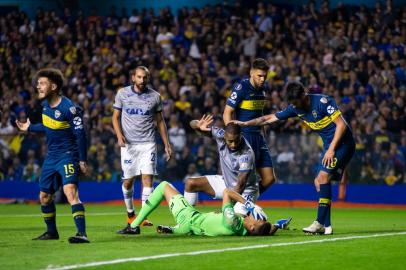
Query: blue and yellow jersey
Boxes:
[
  {"xmin": 275, "ymin": 94, "xmax": 354, "ymax": 149},
  {"xmin": 226, "ymin": 78, "xmax": 267, "ymax": 133},
  {"xmin": 28, "ymin": 96, "xmax": 87, "ymax": 161}
]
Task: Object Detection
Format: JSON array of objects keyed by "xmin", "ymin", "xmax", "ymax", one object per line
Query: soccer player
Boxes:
[
  {"xmin": 128, "ymin": 181, "xmax": 279, "ymax": 237},
  {"xmin": 184, "ymin": 115, "xmax": 262, "ymax": 217},
  {"xmin": 15, "ymin": 68, "xmax": 89, "ymax": 243},
  {"xmin": 233, "ymin": 81, "xmax": 355, "ymax": 235},
  {"xmin": 112, "ymin": 66, "xmax": 172, "ymax": 234},
  {"xmin": 223, "ymin": 58, "xmax": 276, "ymax": 194}
]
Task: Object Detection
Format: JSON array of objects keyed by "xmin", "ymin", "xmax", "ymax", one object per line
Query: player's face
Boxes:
[
  {"xmin": 224, "ymin": 132, "xmax": 242, "ymax": 151},
  {"xmin": 37, "ymin": 77, "xmax": 56, "ymax": 99},
  {"xmin": 250, "ymin": 69, "xmax": 267, "ymax": 89},
  {"xmin": 243, "ymin": 215, "xmax": 266, "ymax": 235},
  {"xmin": 132, "ymin": 69, "xmax": 149, "ymax": 90}
]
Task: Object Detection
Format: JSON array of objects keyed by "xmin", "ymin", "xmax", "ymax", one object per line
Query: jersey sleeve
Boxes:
[
  {"xmin": 155, "ymin": 95, "xmax": 163, "ymax": 113},
  {"xmin": 226, "ymin": 82, "xmax": 244, "ymax": 109},
  {"xmin": 211, "ymin": 127, "xmax": 225, "ymax": 139},
  {"xmin": 28, "ymin": 123, "xmax": 45, "ymax": 132},
  {"xmin": 320, "ymin": 96, "xmax": 341, "ymax": 120},
  {"xmin": 238, "ymin": 152, "xmax": 254, "ymax": 172},
  {"xmin": 275, "ymin": 104, "xmax": 297, "ymax": 120},
  {"xmin": 222, "ymin": 203, "xmax": 244, "ymax": 233},
  {"xmin": 66, "ymin": 105, "xmax": 87, "ymax": 162},
  {"xmin": 113, "ymin": 89, "xmax": 123, "ymax": 111}
]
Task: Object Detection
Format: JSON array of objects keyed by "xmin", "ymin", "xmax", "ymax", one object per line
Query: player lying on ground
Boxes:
[
  {"xmin": 184, "ymin": 115, "xmax": 260, "ymax": 216},
  {"xmin": 125, "ymin": 181, "xmax": 290, "ymax": 236},
  {"xmin": 232, "ymin": 81, "xmax": 355, "ymax": 235}
]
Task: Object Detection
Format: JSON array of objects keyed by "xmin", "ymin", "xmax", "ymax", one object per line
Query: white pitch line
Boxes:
[
  {"xmin": 0, "ymin": 212, "xmax": 122, "ymax": 218},
  {"xmin": 45, "ymin": 231, "xmax": 406, "ymax": 270}
]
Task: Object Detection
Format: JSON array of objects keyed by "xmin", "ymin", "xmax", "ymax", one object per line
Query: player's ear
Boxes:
[{"xmin": 51, "ymin": 83, "xmax": 57, "ymax": 91}]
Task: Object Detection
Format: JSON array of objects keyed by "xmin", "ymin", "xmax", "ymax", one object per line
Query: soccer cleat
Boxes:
[
  {"xmin": 156, "ymin": 225, "xmax": 173, "ymax": 234},
  {"xmin": 324, "ymin": 226, "xmax": 333, "ymax": 235},
  {"xmin": 275, "ymin": 217, "xmax": 292, "ymax": 230},
  {"xmin": 32, "ymin": 231, "xmax": 59, "ymax": 240},
  {"xmin": 117, "ymin": 224, "xmax": 140, "ymax": 235},
  {"xmin": 303, "ymin": 221, "xmax": 325, "ymax": 235},
  {"xmin": 68, "ymin": 233, "xmax": 90, "ymax": 244}
]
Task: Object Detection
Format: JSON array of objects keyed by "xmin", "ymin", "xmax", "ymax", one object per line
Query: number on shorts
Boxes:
[
  {"xmin": 150, "ymin": 153, "xmax": 156, "ymax": 162},
  {"xmin": 327, "ymin": 158, "xmax": 338, "ymax": 169},
  {"xmin": 64, "ymin": 164, "xmax": 75, "ymax": 175}
]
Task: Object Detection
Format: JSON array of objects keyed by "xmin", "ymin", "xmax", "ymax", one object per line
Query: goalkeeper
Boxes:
[{"xmin": 127, "ymin": 181, "xmax": 287, "ymax": 236}]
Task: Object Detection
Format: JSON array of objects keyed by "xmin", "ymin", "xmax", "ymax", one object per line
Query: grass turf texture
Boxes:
[{"xmin": 0, "ymin": 204, "xmax": 405, "ymax": 270}]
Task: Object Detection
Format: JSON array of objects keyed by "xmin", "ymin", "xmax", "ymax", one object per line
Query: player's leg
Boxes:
[
  {"xmin": 184, "ymin": 176, "xmax": 216, "ymax": 205},
  {"xmin": 33, "ymin": 160, "xmax": 59, "ymax": 240},
  {"xmin": 255, "ymin": 135, "xmax": 276, "ymax": 193},
  {"xmin": 140, "ymin": 174, "xmax": 154, "ymax": 226},
  {"xmin": 130, "ymin": 181, "xmax": 178, "ymax": 233},
  {"xmin": 257, "ymin": 167, "xmax": 276, "ymax": 193},
  {"xmin": 63, "ymin": 183, "xmax": 89, "ymax": 243}
]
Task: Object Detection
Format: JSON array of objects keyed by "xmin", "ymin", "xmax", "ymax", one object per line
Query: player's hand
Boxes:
[
  {"xmin": 15, "ymin": 118, "xmax": 30, "ymax": 131},
  {"xmin": 117, "ymin": 134, "xmax": 126, "ymax": 147},
  {"xmin": 165, "ymin": 144, "xmax": 173, "ymax": 161},
  {"xmin": 197, "ymin": 114, "xmax": 213, "ymax": 131},
  {"xmin": 322, "ymin": 148, "xmax": 335, "ymax": 168},
  {"xmin": 79, "ymin": 161, "xmax": 88, "ymax": 175}
]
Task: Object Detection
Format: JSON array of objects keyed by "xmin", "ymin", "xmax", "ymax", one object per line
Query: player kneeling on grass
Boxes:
[{"xmin": 126, "ymin": 181, "xmax": 290, "ymax": 236}]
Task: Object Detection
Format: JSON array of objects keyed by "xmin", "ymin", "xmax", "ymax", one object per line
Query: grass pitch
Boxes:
[{"xmin": 0, "ymin": 204, "xmax": 405, "ymax": 270}]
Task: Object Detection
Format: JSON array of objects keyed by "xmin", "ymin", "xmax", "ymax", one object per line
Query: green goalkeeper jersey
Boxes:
[{"xmin": 189, "ymin": 203, "xmax": 248, "ymax": 236}]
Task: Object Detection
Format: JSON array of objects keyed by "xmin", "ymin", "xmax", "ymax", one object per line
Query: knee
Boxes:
[
  {"xmin": 185, "ymin": 179, "xmax": 197, "ymax": 192},
  {"xmin": 316, "ymin": 173, "xmax": 329, "ymax": 185},
  {"xmin": 64, "ymin": 188, "xmax": 79, "ymax": 205},
  {"xmin": 261, "ymin": 174, "xmax": 276, "ymax": 187},
  {"xmin": 123, "ymin": 180, "xmax": 134, "ymax": 190},
  {"xmin": 39, "ymin": 193, "xmax": 53, "ymax": 205}
]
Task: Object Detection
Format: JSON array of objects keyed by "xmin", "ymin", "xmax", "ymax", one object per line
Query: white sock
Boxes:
[
  {"xmin": 142, "ymin": 187, "xmax": 154, "ymax": 207},
  {"xmin": 122, "ymin": 184, "xmax": 134, "ymax": 213},
  {"xmin": 184, "ymin": 191, "xmax": 198, "ymax": 206}
]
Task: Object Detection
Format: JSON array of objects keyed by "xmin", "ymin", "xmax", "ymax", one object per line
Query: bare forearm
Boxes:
[
  {"xmin": 112, "ymin": 115, "xmax": 123, "ymax": 138},
  {"xmin": 158, "ymin": 121, "xmax": 170, "ymax": 147},
  {"xmin": 223, "ymin": 189, "xmax": 246, "ymax": 205},
  {"xmin": 329, "ymin": 120, "xmax": 346, "ymax": 151},
  {"xmin": 245, "ymin": 114, "xmax": 278, "ymax": 126}
]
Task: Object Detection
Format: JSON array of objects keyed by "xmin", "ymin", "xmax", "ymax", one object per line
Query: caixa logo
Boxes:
[
  {"xmin": 126, "ymin": 108, "xmax": 150, "ymax": 115},
  {"xmin": 124, "ymin": 159, "xmax": 132, "ymax": 164}
]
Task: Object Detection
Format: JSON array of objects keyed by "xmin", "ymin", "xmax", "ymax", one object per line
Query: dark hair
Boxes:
[
  {"xmin": 36, "ymin": 68, "xmax": 65, "ymax": 91},
  {"xmin": 285, "ymin": 81, "xmax": 306, "ymax": 102},
  {"xmin": 225, "ymin": 122, "xmax": 241, "ymax": 135},
  {"xmin": 252, "ymin": 221, "xmax": 272, "ymax": 236},
  {"xmin": 251, "ymin": 58, "xmax": 269, "ymax": 71}
]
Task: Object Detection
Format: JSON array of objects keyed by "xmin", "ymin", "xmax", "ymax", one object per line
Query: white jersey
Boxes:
[
  {"xmin": 113, "ymin": 85, "xmax": 162, "ymax": 144},
  {"xmin": 211, "ymin": 127, "xmax": 258, "ymax": 194}
]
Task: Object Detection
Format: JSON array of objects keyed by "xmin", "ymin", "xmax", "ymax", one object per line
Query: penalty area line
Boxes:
[{"xmin": 45, "ymin": 231, "xmax": 406, "ymax": 270}]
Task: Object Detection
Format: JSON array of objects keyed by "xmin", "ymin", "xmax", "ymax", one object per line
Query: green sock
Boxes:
[{"xmin": 131, "ymin": 181, "xmax": 168, "ymax": 228}]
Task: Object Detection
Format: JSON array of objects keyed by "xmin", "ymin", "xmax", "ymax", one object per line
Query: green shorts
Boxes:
[{"xmin": 169, "ymin": 195, "xmax": 200, "ymax": 234}]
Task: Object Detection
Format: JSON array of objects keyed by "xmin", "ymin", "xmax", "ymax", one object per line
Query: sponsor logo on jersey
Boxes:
[
  {"xmin": 327, "ymin": 105, "xmax": 335, "ymax": 115},
  {"xmin": 124, "ymin": 159, "xmax": 132, "ymax": 164},
  {"xmin": 55, "ymin": 110, "xmax": 61, "ymax": 119},
  {"xmin": 73, "ymin": 116, "xmax": 83, "ymax": 129},
  {"xmin": 320, "ymin": 97, "xmax": 328, "ymax": 103},
  {"xmin": 235, "ymin": 83, "xmax": 242, "ymax": 90},
  {"xmin": 125, "ymin": 108, "xmax": 150, "ymax": 115},
  {"xmin": 230, "ymin": 92, "xmax": 238, "ymax": 100}
]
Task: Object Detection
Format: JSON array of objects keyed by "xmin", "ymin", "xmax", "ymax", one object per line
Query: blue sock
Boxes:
[
  {"xmin": 41, "ymin": 203, "xmax": 57, "ymax": 234},
  {"xmin": 316, "ymin": 183, "xmax": 331, "ymax": 225},
  {"xmin": 72, "ymin": 203, "xmax": 86, "ymax": 235}
]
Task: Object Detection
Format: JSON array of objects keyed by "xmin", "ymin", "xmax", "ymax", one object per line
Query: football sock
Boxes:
[
  {"xmin": 41, "ymin": 203, "xmax": 57, "ymax": 234},
  {"xmin": 184, "ymin": 191, "xmax": 198, "ymax": 205},
  {"xmin": 127, "ymin": 211, "xmax": 136, "ymax": 224},
  {"xmin": 316, "ymin": 183, "xmax": 331, "ymax": 225},
  {"xmin": 122, "ymin": 184, "xmax": 134, "ymax": 213},
  {"xmin": 131, "ymin": 181, "xmax": 167, "ymax": 228},
  {"xmin": 142, "ymin": 186, "xmax": 153, "ymax": 207},
  {"xmin": 72, "ymin": 203, "xmax": 86, "ymax": 235}
]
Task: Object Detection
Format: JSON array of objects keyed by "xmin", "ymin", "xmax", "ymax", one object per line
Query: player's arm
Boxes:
[
  {"xmin": 234, "ymin": 172, "xmax": 249, "ymax": 194},
  {"xmin": 322, "ymin": 115, "xmax": 347, "ymax": 168},
  {"xmin": 155, "ymin": 112, "xmax": 173, "ymax": 161},
  {"xmin": 112, "ymin": 109, "xmax": 125, "ymax": 147},
  {"xmin": 15, "ymin": 118, "xmax": 45, "ymax": 132},
  {"xmin": 223, "ymin": 188, "xmax": 246, "ymax": 206},
  {"xmin": 223, "ymin": 105, "xmax": 235, "ymax": 125},
  {"xmin": 66, "ymin": 106, "xmax": 88, "ymax": 173},
  {"xmin": 232, "ymin": 114, "xmax": 280, "ymax": 127},
  {"xmin": 234, "ymin": 153, "xmax": 254, "ymax": 194},
  {"xmin": 189, "ymin": 114, "xmax": 213, "ymax": 137},
  {"xmin": 223, "ymin": 188, "xmax": 268, "ymax": 221}
]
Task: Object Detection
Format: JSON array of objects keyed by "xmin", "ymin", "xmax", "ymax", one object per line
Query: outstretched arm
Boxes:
[
  {"xmin": 190, "ymin": 114, "xmax": 214, "ymax": 137},
  {"xmin": 232, "ymin": 114, "xmax": 280, "ymax": 127},
  {"xmin": 223, "ymin": 105, "xmax": 235, "ymax": 125}
]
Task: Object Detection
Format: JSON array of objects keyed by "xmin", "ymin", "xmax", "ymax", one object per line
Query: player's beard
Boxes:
[{"xmin": 134, "ymin": 82, "xmax": 147, "ymax": 91}]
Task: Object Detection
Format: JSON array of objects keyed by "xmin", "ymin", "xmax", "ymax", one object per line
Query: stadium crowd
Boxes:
[{"xmin": 0, "ymin": 1, "xmax": 405, "ymax": 185}]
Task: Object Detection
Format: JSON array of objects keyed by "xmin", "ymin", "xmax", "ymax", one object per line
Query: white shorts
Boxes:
[
  {"xmin": 205, "ymin": 175, "xmax": 259, "ymax": 216},
  {"xmin": 121, "ymin": 142, "xmax": 157, "ymax": 179}
]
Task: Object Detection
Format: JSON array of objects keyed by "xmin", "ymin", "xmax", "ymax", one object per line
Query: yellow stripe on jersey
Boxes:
[
  {"xmin": 239, "ymin": 100, "xmax": 266, "ymax": 110},
  {"xmin": 42, "ymin": 114, "xmax": 70, "ymax": 130},
  {"xmin": 302, "ymin": 110, "xmax": 341, "ymax": 130}
]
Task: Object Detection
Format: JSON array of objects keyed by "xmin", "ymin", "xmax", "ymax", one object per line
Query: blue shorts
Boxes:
[
  {"xmin": 39, "ymin": 156, "xmax": 80, "ymax": 194},
  {"xmin": 318, "ymin": 141, "xmax": 355, "ymax": 181},
  {"xmin": 242, "ymin": 132, "xmax": 273, "ymax": 168}
]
